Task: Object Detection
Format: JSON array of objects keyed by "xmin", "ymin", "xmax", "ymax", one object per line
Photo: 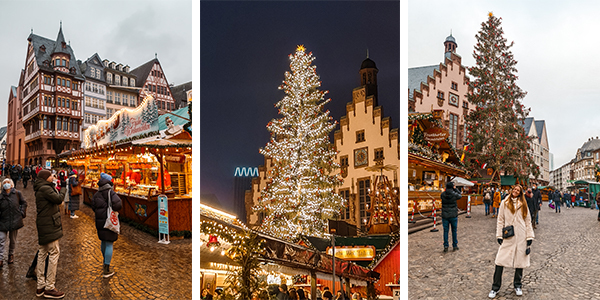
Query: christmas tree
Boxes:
[
  {"xmin": 464, "ymin": 13, "xmax": 539, "ymax": 180},
  {"xmin": 121, "ymin": 113, "xmax": 130, "ymax": 135},
  {"xmin": 253, "ymin": 45, "xmax": 344, "ymax": 241}
]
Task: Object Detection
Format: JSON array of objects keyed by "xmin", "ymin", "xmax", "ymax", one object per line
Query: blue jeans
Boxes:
[
  {"xmin": 484, "ymin": 203, "xmax": 491, "ymax": 215},
  {"xmin": 442, "ymin": 217, "xmax": 458, "ymax": 248},
  {"xmin": 555, "ymin": 202, "xmax": 561, "ymax": 212},
  {"xmin": 101, "ymin": 241, "xmax": 114, "ymax": 265}
]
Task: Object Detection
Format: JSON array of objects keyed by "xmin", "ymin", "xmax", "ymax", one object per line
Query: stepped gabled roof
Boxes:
[{"xmin": 408, "ymin": 65, "xmax": 438, "ymax": 99}]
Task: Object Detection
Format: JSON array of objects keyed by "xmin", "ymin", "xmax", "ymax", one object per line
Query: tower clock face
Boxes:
[
  {"xmin": 354, "ymin": 147, "xmax": 368, "ymax": 167},
  {"xmin": 449, "ymin": 93, "xmax": 459, "ymax": 106}
]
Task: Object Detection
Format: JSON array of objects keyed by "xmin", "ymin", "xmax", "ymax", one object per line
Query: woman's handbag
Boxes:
[
  {"xmin": 502, "ymin": 225, "xmax": 514, "ymax": 239},
  {"xmin": 70, "ymin": 184, "xmax": 82, "ymax": 196},
  {"xmin": 103, "ymin": 190, "xmax": 120, "ymax": 234}
]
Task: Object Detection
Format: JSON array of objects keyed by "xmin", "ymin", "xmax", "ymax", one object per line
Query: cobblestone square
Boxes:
[
  {"xmin": 409, "ymin": 203, "xmax": 600, "ymax": 300},
  {"xmin": 0, "ymin": 180, "xmax": 191, "ymax": 299}
]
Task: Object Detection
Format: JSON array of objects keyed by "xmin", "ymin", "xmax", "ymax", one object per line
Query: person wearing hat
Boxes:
[
  {"xmin": 33, "ymin": 168, "xmax": 67, "ymax": 299},
  {"xmin": 67, "ymin": 170, "xmax": 81, "ymax": 219},
  {"xmin": 441, "ymin": 181, "xmax": 462, "ymax": 252},
  {"xmin": 91, "ymin": 172, "xmax": 122, "ymax": 278}
]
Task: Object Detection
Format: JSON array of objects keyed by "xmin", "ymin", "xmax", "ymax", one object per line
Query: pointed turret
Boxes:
[{"xmin": 53, "ymin": 22, "xmax": 68, "ymax": 54}]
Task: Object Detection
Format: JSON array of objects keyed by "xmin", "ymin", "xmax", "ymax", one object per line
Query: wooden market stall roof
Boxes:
[
  {"xmin": 200, "ymin": 205, "xmax": 379, "ymax": 282},
  {"xmin": 408, "ymin": 112, "xmax": 467, "ymax": 177}
]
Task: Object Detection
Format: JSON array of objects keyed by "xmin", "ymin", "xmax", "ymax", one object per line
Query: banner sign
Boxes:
[
  {"xmin": 83, "ymin": 94, "xmax": 159, "ymax": 148},
  {"xmin": 165, "ymin": 154, "xmax": 186, "ymax": 164},
  {"xmin": 158, "ymin": 194, "xmax": 169, "ymax": 235},
  {"xmin": 325, "ymin": 246, "xmax": 376, "ymax": 261},
  {"xmin": 424, "ymin": 128, "xmax": 449, "ymax": 143}
]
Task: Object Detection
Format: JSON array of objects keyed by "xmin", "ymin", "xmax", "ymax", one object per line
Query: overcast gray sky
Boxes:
[
  {"xmin": 0, "ymin": 0, "xmax": 191, "ymax": 127},
  {"xmin": 409, "ymin": 0, "xmax": 600, "ymax": 170}
]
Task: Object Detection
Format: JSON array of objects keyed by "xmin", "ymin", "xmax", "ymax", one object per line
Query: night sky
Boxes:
[{"xmin": 200, "ymin": 1, "xmax": 399, "ymax": 214}]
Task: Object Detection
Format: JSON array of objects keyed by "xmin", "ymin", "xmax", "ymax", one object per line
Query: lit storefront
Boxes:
[{"xmin": 67, "ymin": 94, "xmax": 192, "ymax": 232}]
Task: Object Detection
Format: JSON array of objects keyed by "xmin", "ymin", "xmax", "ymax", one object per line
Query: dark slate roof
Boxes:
[
  {"xmin": 535, "ymin": 120, "xmax": 545, "ymax": 143},
  {"xmin": 360, "ymin": 58, "xmax": 377, "ymax": 70},
  {"xmin": 170, "ymin": 81, "xmax": 192, "ymax": 108},
  {"xmin": 52, "ymin": 27, "xmax": 67, "ymax": 54},
  {"xmin": 0, "ymin": 126, "xmax": 7, "ymax": 141},
  {"xmin": 580, "ymin": 138, "xmax": 600, "ymax": 154},
  {"xmin": 518, "ymin": 117, "xmax": 534, "ymax": 136},
  {"xmin": 11, "ymin": 86, "xmax": 17, "ymax": 97},
  {"xmin": 28, "ymin": 30, "xmax": 85, "ymax": 80},
  {"xmin": 408, "ymin": 64, "xmax": 438, "ymax": 99},
  {"xmin": 130, "ymin": 58, "xmax": 158, "ymax": 88}
]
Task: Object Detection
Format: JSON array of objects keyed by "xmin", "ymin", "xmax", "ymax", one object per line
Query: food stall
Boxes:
[
  {"xmin": 408, "ymin": 112, "xmax": 468, "ymax": 213},
  {"xmin": 69, "ymin": 94, "xmax": 192, "ymax": 232}
]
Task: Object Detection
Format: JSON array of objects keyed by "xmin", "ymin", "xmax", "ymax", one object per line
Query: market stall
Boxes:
[
  {"xmin": 408, "ymin": 112, "xmax": 468, "ymax": 213},
  {"xmin": 69, "ymin": 94, "xmax": 192, "ymax": 232}
]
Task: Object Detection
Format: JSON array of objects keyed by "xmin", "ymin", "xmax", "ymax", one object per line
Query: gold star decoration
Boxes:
[
  {"xmin": 488, "ymin": 12, "xmax": 493, "ymax": 17},
  {"xmin": 296, "ymin": 44, "xmax": 306, "ymax": 52}
]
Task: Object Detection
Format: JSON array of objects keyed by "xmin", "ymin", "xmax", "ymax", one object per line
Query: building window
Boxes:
[
  {"xmin": 107, "ymin": 91, "xmax": 113, "ymax": 103},
  {"xmin": 339, "ymin": 189, "xmax": 350, "ymax": 220},
  {"xmin": 96, "ymin": 69, "xmax": 101, "ymax": 79},
  {"xmin": 62, "ymin": 59, "xmax": 66, "ymax": 67},
  {"xmin": 449, "ymin": 113, "xmax": 459, "ymax": 148},
  {"xmin": 437, "ymin": 91, "xmax": 444, "ymax": 99},
  {"xmin": 358, "ymin": 178, "xmax": 371, "ymax": 230},
  {"xmin": 89, "ymin": 67, "xmax": 95, "ymax": 78},
  {"xmin": 451, "ymin": 82, "xmax": 458, "ymax": 91},
  {"xmin": 356, "ymin": 130, "xmax": 365, "ymax": 143},
  {"xmin": 115, "ymin": 75, "xmax": 120, "ymax": 85},
  {"xmin": 57, "ymin": 117, "xmax": 62, "ymax": 131},
  {"xmin": 340, "ymin": 155, "xmax": 349, "ymax": 167},
  {"xmin": 462, "ymin": 101, "xmax": 469, "ymax": 109},
  {"xmin": 115, "ymin": 93, "xmax": 121, "ymax": 105},
  {"xmin": 374, "ymin": 148, "xmax": 384, "ymax": 160},
  {"xmin": 63, "ymin": 118, "xmax": 68, "ymax": 131},
  {"xmin": 130, "ymin": 79, "xmax": 135, "ymax": 86},
  {"xmin": 123, "ymin": 77, "xmax": 128, "ymax": 86},
  {"xmin": 107, "ymin": 73, "xmax": 112, "ymax": 84}
]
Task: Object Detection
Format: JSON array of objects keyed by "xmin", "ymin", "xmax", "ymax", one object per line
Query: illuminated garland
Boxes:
[{"xmin": 367, "ymin": 233, "xmax": 400, "ymax": 269}]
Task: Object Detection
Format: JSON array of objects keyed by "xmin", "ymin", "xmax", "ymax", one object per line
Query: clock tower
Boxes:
[{"xmin": 359, "ymin": 50, "xmax": 378, "ymax": 106}]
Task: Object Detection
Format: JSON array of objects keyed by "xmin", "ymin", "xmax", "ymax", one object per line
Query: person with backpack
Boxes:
[
  {"xmin": 67, "ymin": 170, "xmax": 81, "ymax": 219},
  {"xmin": 483, "ymin": 188, "xmax": 493, "ymax": 216},
  {"xmin": 10, "ymin": 166, "xmax": 20, "ymax": 187}
]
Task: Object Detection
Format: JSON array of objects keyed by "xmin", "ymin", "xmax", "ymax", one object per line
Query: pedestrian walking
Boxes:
[
  {"xmin": 492, "ymin": 189, "xmax": 502, "ymax": 218},
  {"xmin": 488, "ymin": 184, "xmax": 534, "ymax": 298},
  {"xmin": 0, "ymin": 178, "xmax": 27, "ymax": 268},
  {"xmin": 532, "ymin": 184, "xmax": 542, "ymax": 225},
  {"xmin": 33, "ymin": 169, "xmax": 67, "ymax": 299},
  {"xmin": 483, "ymin": 188, "xmax": 493, "ymax": 216},
  {"xmin": 553, "ymin": 190, "xmax": 562, "ymax": 213},
  {"xmin": 525, "ymin": 187, "xmax": 537, "ymax": 229},
  {"xmin": 563, "ymin": 190, "xmax": 571, "ymax": 209},
  {"xmin": 596, "ymin": 192, "xmax": 600, "ymax": 221},
  {"xmin": 91, "ymin": 173, "xmax": 122, "ymax": 278},
  {"xmin": 67, "ymin": 170, "xmax": 81, "ymax": 219},
  {"xmin": 22, "ymin": 165, "xmax": 31, "ymax": 189},
  {"xmin": 10, "ymin": 166, "xmax": 19, "ymax": 187},
  {"xmin": 441, "ymin": 181, "xmax": 462, "ymax": 252},
  {"xmin": 31, "ymin": 165, "xmax": 37, "ymax": 183}
]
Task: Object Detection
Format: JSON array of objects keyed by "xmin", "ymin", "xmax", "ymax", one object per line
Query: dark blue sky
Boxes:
[{"xmin": 200, "ymin": 1, "xmax": 399, "ymax": 214}]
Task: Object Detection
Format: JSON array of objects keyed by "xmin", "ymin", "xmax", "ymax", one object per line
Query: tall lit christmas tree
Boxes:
[
  {"xmin": 464, "ymin": 13, "xmax": 539, "ymax": 180},
  {"xmin": 253, "ymin": 45, "xmax": 344, "ymax": 241}
]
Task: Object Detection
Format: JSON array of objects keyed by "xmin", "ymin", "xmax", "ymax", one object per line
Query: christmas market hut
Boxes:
[
  {"xmin": 408, "ymin": 112, "xmax": 468, "ymax": 213},
  {"xmin": 68, "ymin": 94, "xmax": 192, "ymax": 233},
  {"xmin": 200, "ymin": 203, "xmax": 379, "ymax": 299}
]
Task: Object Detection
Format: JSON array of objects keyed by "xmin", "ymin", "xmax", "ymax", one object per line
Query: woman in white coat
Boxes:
[{"xmin": 488, "ymin": 184, "xmax": 535, "ymax": 298}]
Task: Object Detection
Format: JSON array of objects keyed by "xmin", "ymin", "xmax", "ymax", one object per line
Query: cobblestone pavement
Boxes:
[
  {"xmin": 409, "ymin": 203, "xmax": 600, "ymax": 300},
  {"xmin": 0, "ymin": 180, "xmax": 191, "ymax": 299}
]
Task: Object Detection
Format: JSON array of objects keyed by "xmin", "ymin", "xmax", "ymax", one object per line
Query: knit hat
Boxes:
[
  {"xmin": 446, "ymin": 181, "xmax": 455, "ymax": 189},
  {"xmin": 38, "ymin": 169, "xmax": 52, "ymax": 181},
  {"xmin": 100, "ymin": 172, "xmax": 112, "ymax": 181}
]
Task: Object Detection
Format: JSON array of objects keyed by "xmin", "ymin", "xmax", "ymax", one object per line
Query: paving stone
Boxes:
[
  {"xmin": 409, "ymin": 203, "xmax": 600, "ymax": 299},
  {"xmin": 0, "ymin": 179, "xmax": 191, "ymax": 299}
]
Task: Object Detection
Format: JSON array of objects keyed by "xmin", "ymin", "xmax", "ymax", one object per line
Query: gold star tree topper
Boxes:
[
  {"xmin": 296, "ymin": 44, "xmax": 306, "ymax": 52},
  {"xmin": 488, "ymin": 12, "xmax": 493, "ymax": 17}
]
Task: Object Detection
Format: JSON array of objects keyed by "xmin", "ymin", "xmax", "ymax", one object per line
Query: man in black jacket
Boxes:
[
  {"xmin": 532, "ymin": 184, "xmax": 542, "ymax": 225},
  {"xmin": 441, "ymin": 181, "xmax": 462, "ymax": 252},
  {"xmin": 33, "ymin": 169, "xmax": 67, "ymax": 299}
]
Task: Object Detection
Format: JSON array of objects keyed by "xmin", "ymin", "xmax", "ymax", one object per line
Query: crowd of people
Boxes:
[
  {"xmin": 201, "ymin": 284, "xmax": 365, "ymax": 300},
  {"xmin": 0, "ymin": 166, "xmax": 122, "ymax": 299}
]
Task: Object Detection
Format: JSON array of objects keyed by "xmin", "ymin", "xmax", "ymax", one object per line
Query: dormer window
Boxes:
[
  {"xmin": 40, "ymin": 45, "xmax": 46, "ymax": 52},
  {"xmin": 130, "ymin": 79, "xmax": 135, "ymax": 86},
  {"xmin": 107, "ymin": 73, "xmax": 113, "ymax": 84},
  {"xmin": 123, "ymin": 77, "xmax": 128, "ymax": 86},
  {"xmin": 125, "ymin": 66, "xmax": 130, "ymax": 73}
]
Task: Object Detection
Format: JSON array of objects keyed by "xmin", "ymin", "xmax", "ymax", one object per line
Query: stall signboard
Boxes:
[
  {"xmin": 84, "ymin": 94, "xmax": 159, "ymax": 148},
  {"xmin": 424, "ymin": 128, "xmax": 449, "ymax": 143},
  {"xmin": 165, "ymin": 154, "xmax": 186, "ymax": 164},
  {"xmin": 158, "ymin": 194, "xmax": 170, "ymax": 244},
  {"xmin": 325, "ymin": 246, "xmax": 376, "ymax": 261}
]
